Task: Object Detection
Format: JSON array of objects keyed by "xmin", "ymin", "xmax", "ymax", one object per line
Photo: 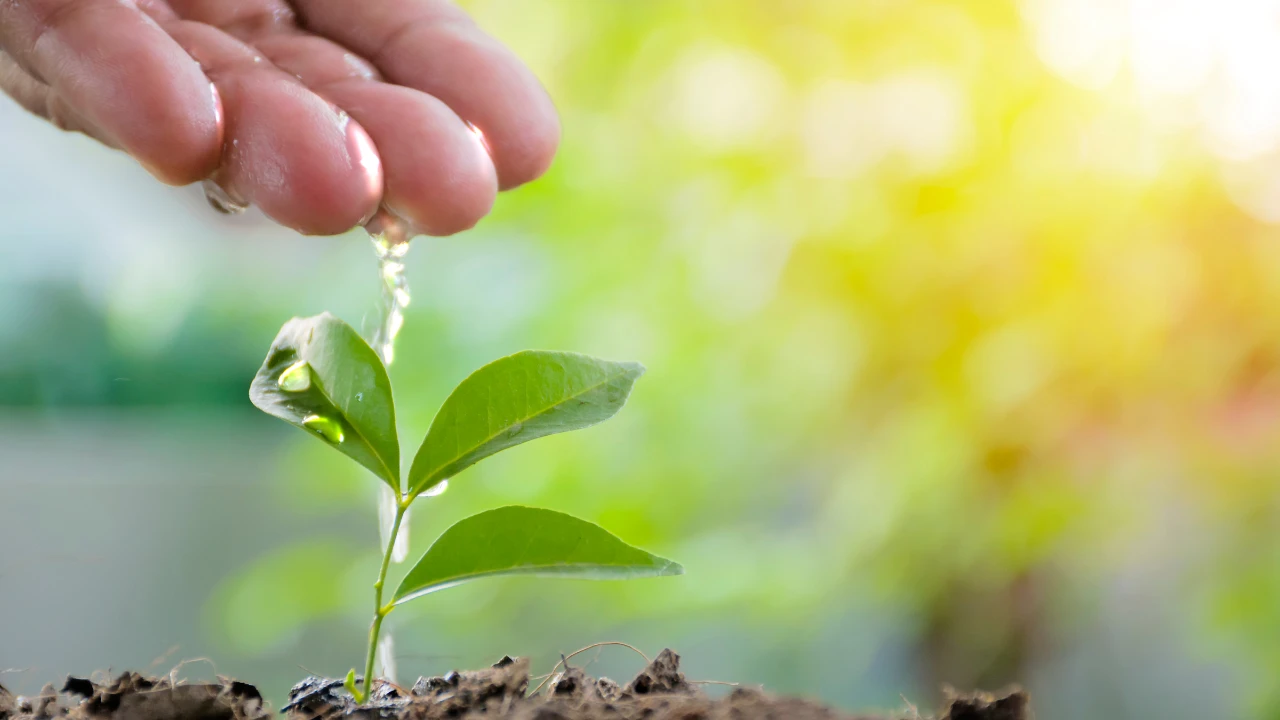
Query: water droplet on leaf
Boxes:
[
  {"xmin": 277, "ymin": 361, "xmax": 312, "ymax": 392},
  {"xmin": 422, "ymin": 480, "xmax": 449, "ymax": 498},
  {"xmin": 302, "ymin": 415, "xmax": 344, "ymax": 444}
]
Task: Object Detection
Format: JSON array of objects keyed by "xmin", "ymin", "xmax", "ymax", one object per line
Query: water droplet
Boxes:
[
  {"xmin": 365, "ymin": 209, "xmax": 415, "ymax": 247},
  {"xmin": 507, "ymin": 423, "xmax": 524, "ymax": 438},
  {"xmin": 355, "ymin": 392, "xmax": 364, "ymax": 402},
  {"xmin": 302, "ymin": 415, "xmax": 344, "ymax": 444},
  {"xmin": 422, "ymin": 479, "xmax": 448, "ymax": 497},
  {"xmin": 277, "ymin": 360, "xmax": 312, "ymax": 392},
  {"xmin": 202, "ymin": 179, "xmax": 247, "ymax": 215}
]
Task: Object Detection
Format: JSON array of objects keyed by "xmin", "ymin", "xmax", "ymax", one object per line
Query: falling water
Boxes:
[
  {"xmin": 366, "ymin": 212, "xmax": 424, "ymax": 688},
  {"xmin": 369, "ymin": 227, "xmax": 412, "ymax": 367},
  {"xmin": 367, "ymin": 213, "xmax": 414, "ymax": 579}
]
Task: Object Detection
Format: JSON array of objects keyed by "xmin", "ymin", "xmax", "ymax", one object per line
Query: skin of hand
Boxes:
[{"xmin": 0, "ymin": 0, "xmax": 560, "ymax": 236}]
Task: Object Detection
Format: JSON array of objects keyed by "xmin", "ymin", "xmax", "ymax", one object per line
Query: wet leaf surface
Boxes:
[{"xmin": 250, "ymin": 313, "xmax": 399, "ymax": 489}]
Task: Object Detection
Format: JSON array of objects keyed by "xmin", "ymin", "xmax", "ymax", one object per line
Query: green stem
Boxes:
[{"xmin": 358, "ymin": 498, "xmax": 408, "ymax": 703}]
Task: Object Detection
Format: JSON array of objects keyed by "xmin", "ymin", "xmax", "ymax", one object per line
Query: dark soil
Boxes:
[{"xmin": 0, "ymin": 650, "xmax": 1028, "ymax": 720}]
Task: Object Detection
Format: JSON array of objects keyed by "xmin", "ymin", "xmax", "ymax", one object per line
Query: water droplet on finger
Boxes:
[
  {"xmin": 366, "ymin": 210, "xmax": 415, "ymax": 248},
  {"xmin": 202, "ymin": 179, "xmax": 248, "ymax": 215}
]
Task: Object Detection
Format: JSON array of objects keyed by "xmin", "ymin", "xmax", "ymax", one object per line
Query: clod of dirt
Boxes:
[
  {"xmin": 6, "ymin": 651, "xmax": 1031, "ymax": 720},
  {"xmin": 0, "ymin": 673, "xmax": 269, "ymax": 720},
  {"xmin": 942, "ymin": 689, "xmax": 1029, "ymax": 720},
  {"xmin": 280, "ymin": 649, "xmax": 1027, "ymax": 720},
  {"xmin": 621, "ymin": 648, "xmax": 691, "ymax": 697}
]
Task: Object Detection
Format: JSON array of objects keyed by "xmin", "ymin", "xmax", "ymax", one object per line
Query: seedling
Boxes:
[{"xmin": 250, "ymin": 313, "xmax": 682, "ymax": 703}]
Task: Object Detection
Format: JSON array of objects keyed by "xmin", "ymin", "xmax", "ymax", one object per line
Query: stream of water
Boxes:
[{"xmin": 365, "ymin": 214, "xmax": 453, "ymax": 684}]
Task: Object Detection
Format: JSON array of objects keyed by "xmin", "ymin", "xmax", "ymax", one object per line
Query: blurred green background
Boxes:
[{"xmin": 5, "ymin": 0, "xmax": 1280, "ymax": 717}]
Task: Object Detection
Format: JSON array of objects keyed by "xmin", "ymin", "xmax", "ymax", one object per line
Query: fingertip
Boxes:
[
  {"xmin": 378, "ymin": 112, "xmax": 498, "ymax": 236},
  {"xmin": 136, "ymin": 80, "xmax": 224, "ymax": 185},
  {"xmin": 218, "ymin": 75, "xmax": 381, "ymax": 235},
  {"xmin": 294, "ymin": 6, "xmax": 563, "ymax": 195},
  {"xmin": 319, "ymin": 81, "xmax": 496, "ymax": 237},
  {"xmin": 488, "ymin": 101, "xmax": 560, "ymax": 190},
  {"xmin": 19, "ymin": 3, "xmax": 225, "ymax": 185},
  {"xmin": 416, "ymin": 25, "xmax": 561, "ymax": 191}
]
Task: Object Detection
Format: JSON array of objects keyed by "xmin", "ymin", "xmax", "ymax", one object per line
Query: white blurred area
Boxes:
[{"xmin": 1022, "ymin": 0, "xmax": 1280, "ymax": 221}]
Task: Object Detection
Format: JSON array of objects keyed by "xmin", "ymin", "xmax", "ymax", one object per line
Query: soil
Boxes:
[{"xmin": 0, "ymin": 649, "xmax": 1028, "ymax": 720}]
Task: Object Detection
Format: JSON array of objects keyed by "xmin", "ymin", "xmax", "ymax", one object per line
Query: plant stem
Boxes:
[{"xmin": 359, "ymin": 497, "xmax": 408, "ymax": 703}]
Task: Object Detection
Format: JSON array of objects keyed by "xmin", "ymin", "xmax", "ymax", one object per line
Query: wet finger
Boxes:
[
  {"xmin": 0, "ymin": 50, "xmax": 118, "ymax": 147},
  {"xmin": 162, "ymin": 0, "xmax": 296, "ymax": 40},
  {"xmin": 256, "ymin": 34, "xmax": 497, "ymax": 236},
  {"xmin": 291, "ymin": 0, "xmax": 560, "ymax": 190},
  {"xmin": 0, "ymin": 0, "xmax": 222, "ymax": 184},
  {"xmin": 164, "ymin": 21, "xmax": 381, "ymax": 235}
]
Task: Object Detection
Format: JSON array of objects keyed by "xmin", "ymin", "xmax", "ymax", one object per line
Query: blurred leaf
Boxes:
[
  {"xmin": 208, "ymin": 539, "xmax": 362, "ymax": 655},
  {"xmin": 392, "ymin": 506, "xmax": 682, "ymax": 605},
  {"xmin": 406, "ymin": 351, "xmax": 643, "ymax": 497},
  {"xmin": 251, "ymin": 313, "xmax": 399, "ymax": 489}
]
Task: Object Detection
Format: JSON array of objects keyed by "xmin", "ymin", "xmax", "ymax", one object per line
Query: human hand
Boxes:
[{"xmin": 0, "ymin": 0, "xmax": 560, "ymax": 236}]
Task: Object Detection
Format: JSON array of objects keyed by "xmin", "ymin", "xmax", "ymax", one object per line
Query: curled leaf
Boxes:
[{"xmin": 251, "ymin": 313, "xmax": 400, "ymax": 489}]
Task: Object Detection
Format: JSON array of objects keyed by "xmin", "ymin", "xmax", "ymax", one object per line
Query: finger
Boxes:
[
  {"xmin": 255, "ymin": 34, "xmax": 497, "ymax": 236},
  {"xmin": 161, "ymin": 0, "xmax": 296, "ymax": 39},
  {"xmin": 0, "ymin": 0, "xmax": 222, "ymax": 184},
  {"xmin": 0, "ymin": 51, "xmax": 118, "ymax": 147},
  {"xmin": 291, "ymin": 0, "xmax": 560, "ymax": 190},
  {"xmin": 164, "ymin": 21, "xmax": 381, "ymax": 235}
]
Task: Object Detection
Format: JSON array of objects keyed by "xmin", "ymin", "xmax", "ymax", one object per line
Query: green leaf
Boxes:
[
  {"xmin": 343, "ymin": 670, "xmax": 358, "ymax": 699},
  {"xmin": 392, "ymin": 506, "xmax": 682, "ymax": 605},
  {"xmin": 407, "ymin": 351, "xmax": 644, "ymax": 497},
  {"xmin": 250, "ymin": 313, "xmax": 400, "ymax": 489}
]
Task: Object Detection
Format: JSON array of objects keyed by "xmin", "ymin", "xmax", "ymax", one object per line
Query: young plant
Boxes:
[{"xmin": 249, "ymin": 313, "xmax": 682, "ymax": 703}]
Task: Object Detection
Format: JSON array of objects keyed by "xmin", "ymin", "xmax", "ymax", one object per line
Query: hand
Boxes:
[{"xmin": 0, "ymin": 0, "xmax": 560, "ymax": 236}]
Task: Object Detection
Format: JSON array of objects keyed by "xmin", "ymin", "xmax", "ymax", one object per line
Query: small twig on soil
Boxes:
[
  {"xmin": 166, "ymin": 657, "xmax": 219, "ymax": 685},
  {"xmin": 900, "ymin": 694, "xmax": 920, "ymax": 719},
  {"xmin": 147, "ymin": 645, "xmax": 181, "ymax": 671},
  {"xmin": 581, "ymin": 647, "xmax": 605, "ymax": 672},
  {"xmin": 531, "ymin": 642, "xmax": 651, "ymax": 695}
]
